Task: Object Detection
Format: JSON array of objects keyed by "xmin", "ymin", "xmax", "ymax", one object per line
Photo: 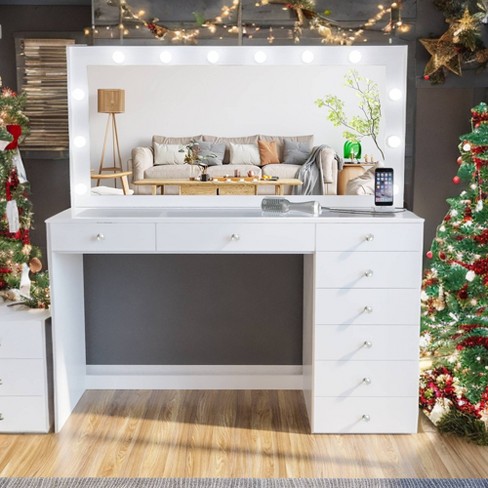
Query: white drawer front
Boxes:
[
  {"xmin": 0, "ymin": 321, "xmax": 43, "ymax": 358},
  {"xmin": 0, "ymin": 359, "xmax": 45, "ymax": 396},
  {"xmin": 50, "ymin": 223, "xmax": 156, "ymax": 252},
  {"xmin": 314, "ymin": 360, "xmax": 419, "ymax": 397},
  {"xmin": 316, "ymin": 223, "xmax": 422, "ymax": 252},
  {"xmin": 156, "ymin": 223, "xmax": 315, "ymax": 252},
  {"xmin": 315, "ymin": 252, "xmax": 421, "ymax": 289},
  {"xmin": 312, "ymin": 396, "xmax": 418, "ymax": 433},
  {"xmin": 315, "ymin": 325, "xmax": 419, "ymax": 361},
  {"xmin": 0, "ymin": 396, "xmax": 49, "ymax": 433},
  {"xmin": 315, "ymin": 288, "xmax": 420, "ymax": 325}
]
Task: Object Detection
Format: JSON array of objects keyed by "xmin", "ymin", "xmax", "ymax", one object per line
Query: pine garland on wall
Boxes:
[
  {"xmin": 420, "ymin": 102, "xmax": 488, "ymax": 445},
  {"xmin": 0, "ymin": 83, "xmax": 50, "ymax": 309}
]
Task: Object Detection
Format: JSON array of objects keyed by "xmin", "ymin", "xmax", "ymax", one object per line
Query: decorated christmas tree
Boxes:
[
  {"xmin": 420, "ymin": 102, "xmax": 488, "ymax": 445},
  {"xmin": 0, "ymin": 81, "xmax": 49, "ymax": 308}
]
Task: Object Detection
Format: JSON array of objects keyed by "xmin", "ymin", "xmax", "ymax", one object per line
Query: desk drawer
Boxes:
[
  {"xmin": 156, "ymin": 223, "xmax": 315, "ymax": 252},
  {"xmin": 315, "ymin": 325, "xmax": 419, "ymax": 361},
  {"xmin": 0, "ymin": 322, "xmax": 44, "ymax": 358},
  {"xmin": 312, "ymin": 396, "xmax": 418, "ymax": 433},
  {"xmin": 314, "ymin": 360, "xmax": 418, "ymax": 397},
  {"xmin": 49, "ymin": 223, "xmax": 156, "ymax": 252},
  {"xmin": 315, "ymin": 288, "xmax": 420, "ymax": 325},
  {"xmin": 316, "ymin": 223, "xmax": 422, "ymax": 252},
  {"xmin": 315, "ymin": 252, "xmax": 421, "ymax": 289},
  {"xmin": 0, "ymin": 359, "xmax": 45, "ymax": 396},
  {"xmin": 0, "ymin": 396, "xmax": 49, "ymax": 433}
]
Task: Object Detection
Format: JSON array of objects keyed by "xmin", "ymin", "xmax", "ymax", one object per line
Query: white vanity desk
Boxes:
[{"xmin": 46, "ymin": 208, "xmax": 423, "ymax": 434}]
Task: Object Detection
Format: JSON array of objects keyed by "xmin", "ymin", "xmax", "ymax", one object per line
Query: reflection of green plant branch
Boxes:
[{"xmin": 315, "ymin": 69, "xmax": 384, "ymax": 160}]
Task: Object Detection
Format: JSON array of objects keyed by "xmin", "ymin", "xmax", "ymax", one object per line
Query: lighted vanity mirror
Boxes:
[{"xmin": 68, "ymin": 45, "xmax": 407, "ymax": 209}]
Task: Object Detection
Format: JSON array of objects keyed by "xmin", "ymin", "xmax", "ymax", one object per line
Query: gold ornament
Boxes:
[
  {"xmin": 420, "ymin": 32, "xmax": 462, "ymax": 77},
  {"xmin": 28, "ymin": 257, "xmax": 42, "ymax": 274},
  {"xmin": 450, "ymin": 8, "xmax": 479, "ymax": 42}
]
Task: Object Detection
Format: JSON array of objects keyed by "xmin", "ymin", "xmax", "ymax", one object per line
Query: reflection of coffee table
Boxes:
[{"xmin": 133, "ymin": 178, "xmax": 303, "ymax": 196}]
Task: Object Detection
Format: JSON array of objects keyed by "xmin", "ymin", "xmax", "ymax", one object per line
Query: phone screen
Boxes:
[{"xmin": 374, "ymin": 168, "xmax": 394, "ymax": 206}]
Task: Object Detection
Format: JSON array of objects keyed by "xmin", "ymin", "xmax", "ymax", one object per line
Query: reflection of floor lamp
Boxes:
[{"xmin": 96, "ymin": 88, "xmax": 125, "ymax": 186}]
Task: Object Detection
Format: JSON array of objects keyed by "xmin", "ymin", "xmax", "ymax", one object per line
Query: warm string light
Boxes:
[{"xmin": 84, "ymin": 1, "xmax": 405, "ymax": 45}]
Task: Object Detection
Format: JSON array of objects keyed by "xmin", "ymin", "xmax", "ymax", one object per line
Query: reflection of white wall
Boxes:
[{"xmin": 88, "ymin": 65, "xmax": 386, "ymax": 169}]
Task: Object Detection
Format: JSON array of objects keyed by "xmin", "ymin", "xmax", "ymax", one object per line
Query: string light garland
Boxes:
[{"xmin": 85, "ymin": 1, "xmax": 407, "ymax": 45}]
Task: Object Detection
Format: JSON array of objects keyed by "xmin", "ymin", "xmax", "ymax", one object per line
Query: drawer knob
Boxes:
[
  {"xmin": 364, "ymin": 269, "xmax": 374, "ymax": 278},
  {"xmin": 363, "ymin": 306, "xmax": 373, "ymax": 314},
  {"xmin": 96, "ymin": 233, "xmax": 105, "ymax": 241},
  {"xmin": 363, "ymin": 341, "xmax": 373, "ymax": 349},
  {"xmin": 0, "ymin": 413, "xmax": 4, "ymax": 421},
  {"xmin": 365, "ymin": 234, "xmax": 375, "ymax": 242},
  {"xmin": 362, "ymin": 377, "xmax": 372, "ymax": 385},
  {"xmin": 362, "ymin": 414, "xmax": 371, "ymax": 422},
  {"xmin": 230, "ymin": 233, "xmax": 240, "ymax": 241}
]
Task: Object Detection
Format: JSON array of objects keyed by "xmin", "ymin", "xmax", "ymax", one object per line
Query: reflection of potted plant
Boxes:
[{"xmin": 315, "ymin": 69, "xmax": 384, "ymax": 161}]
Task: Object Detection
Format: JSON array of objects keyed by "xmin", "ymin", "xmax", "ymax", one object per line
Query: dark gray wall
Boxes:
[{"xmin": 2, "ymin": 2, "xmax": 487, "ymax": 364}]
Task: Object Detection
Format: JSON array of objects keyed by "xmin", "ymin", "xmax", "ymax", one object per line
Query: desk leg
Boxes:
[
  {"xmin": 151, "ymin": 185, "xmax": 157, "ymax": 196},
  {"xmin": 48, "ymin": 252, "xmax": 87, "ymax": 432},
  {"xmin": 275, "ymin": 185, "xmax": 284, "ymax": 195}
]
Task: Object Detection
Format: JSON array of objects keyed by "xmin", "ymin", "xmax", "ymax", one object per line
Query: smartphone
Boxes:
[{"xmin": 374, "ymin": 168, "xmax": 394, "ymax": 206}]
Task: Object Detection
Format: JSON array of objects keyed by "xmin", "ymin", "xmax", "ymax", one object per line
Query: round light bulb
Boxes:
[
  {"xmin": 348, "ymin": 50, "xmax": 362, "ymax": 63},
  {"xmin": 388, "ymin": 88, "xmax": 402, "ymax": 101},
  {"xmin": 160, "ymin": 51, "xmax": 172, "ymax": 63},
  {"xmin": 72, "ymin": 88, "xmax": 85, "ymax": 101},
  {"xmin": 301, "ymin": 50, "xmax": 314, "ymax": 63},
  {"xmin": 207, "ymin": 51, "xmax": 220, "ymax": 64},
  {"xmin": 254, "ymin": 51, "xmax": 267, "ymax": 63},
  {"xmin": 74, "ymin": 183, "xmax": 88, "ymax": 195},
  {"xmin": 463, "ymin": 143, "xmax": 471, "ymax": 151},
  {"xmin": 387, "ymin": 135, "xmax": 401, "ymax": 148},
  {"xmin": 73, "ymin": 136, "xmax": 86, "ymax": 148},
  {"xmin": 112, "ymin": 51, "xmax": 125, "ymax": 64}
]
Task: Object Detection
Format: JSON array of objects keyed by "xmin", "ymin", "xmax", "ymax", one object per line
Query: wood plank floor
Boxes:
[{"xmin": 0, "ymin": 390, "xmax": 487, "ymax": 478}]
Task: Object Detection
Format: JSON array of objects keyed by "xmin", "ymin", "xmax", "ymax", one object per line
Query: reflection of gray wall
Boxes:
[{"xmin": 1, "ymin": 1, "xmax": 487, "ymax": 364}]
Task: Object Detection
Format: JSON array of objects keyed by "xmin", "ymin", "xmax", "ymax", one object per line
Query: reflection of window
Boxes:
[{"xmin": 15, "ymin": 38, "xmax": 75, "ymax": 156}]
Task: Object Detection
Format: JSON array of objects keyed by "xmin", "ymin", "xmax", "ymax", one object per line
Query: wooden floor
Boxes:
[{"xmin": 0, "ymin": 390, "xmax": 487, "ymax": 478}]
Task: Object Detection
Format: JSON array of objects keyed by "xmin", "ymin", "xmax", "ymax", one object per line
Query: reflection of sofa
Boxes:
[{"xmin": 130, "ymin": 135, "xmax": 339, "ymax": 195}]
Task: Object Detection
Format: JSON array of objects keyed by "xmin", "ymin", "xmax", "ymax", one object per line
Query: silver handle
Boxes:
[
  {"xmin": 230, "ymin": 233, "xmax": 240, "ymax": 241},
  {"xmin": 0, "ymin": 379, "xmax": 3, "ymax": 385},
  {"xmin": 363, "ymin": 306, "xmax": 373, "ymax": 314},
  {"xmin": 363, "ymin": 341, "xmax": 373, "ymax": 348},
  {"xmin": 96, "ymin": 233, "xmax": 105, "ymax": 241},
  {"xmin": 362, "ymin": 414, "xmax": 371, "ymax": 422},
  {"xmin": 365, "ymin": 234, "xmax": 375, "ymax": 242},
  {"xmin": 362, "ymin": 377, "xmax": 372, "ymax": 385},
  {"xmin": 0, "ymin": 413, "xmax": 4, "ymax": 421},
  {"xmin": 364, "ymin": 269, "xmax": 374, "ymax": 278}
]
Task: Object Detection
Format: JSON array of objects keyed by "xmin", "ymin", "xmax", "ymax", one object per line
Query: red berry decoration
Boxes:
[
  {"xmin": 439, "ymin": 252, "xmax": 446, "ymax": 260},
  {"xmin": 453, "ymin": 176, "xmax": 461, "ymax": 184},
  {"xmin": 426, "ymin": 251, "xmax": 433, "ymax": 259},
  {"xmin": 423, "ymin": 75, "xmax": 430, "ymax": 81},
  {"xmin": 457, "ymin": 156, "xmax": 463, "ymax": 165}
]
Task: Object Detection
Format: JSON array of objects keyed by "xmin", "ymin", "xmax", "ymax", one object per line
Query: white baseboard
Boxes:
[{"xmin": 86, "ymin": 364, "xmax": 303, "ymax": 390}]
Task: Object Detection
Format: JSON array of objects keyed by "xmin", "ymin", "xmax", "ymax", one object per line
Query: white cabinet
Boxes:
[
  {"xmin": 0, "ymin": 305, "xmax": 52, "ymax": 433},
  {"xmin": 308, "ymin": 221, "xmax": 423, "ymax": 434}
]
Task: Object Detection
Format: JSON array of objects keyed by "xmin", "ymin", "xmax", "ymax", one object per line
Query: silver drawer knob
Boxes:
[
  {"xmin": 363, "ymin": 341, "xmax": 373, "ymax": 348},
  {"xmin": 364, "ymin": 269, "xmax": 374, "ymax": 278},
  {"xmin": 362, "ymin": 377, "xmax": 372, "ymax": 385},
  {"xmin": 362, "ymin": 414, "xmax": 371, "ymax": 422},
  {"xmin": 230, "ymin": 233, "xmax": 240, "ymax": 241},
  {"xmin": 363, "ymin": 306, "xmax": 373, "ymax": 314},
  {"xmin": 0, "ymin": 379, "xmax": 3, "ymax": 385},
  {"xmin": 96, "ymin": 233, "xmax": 105, "ymax": 241},
  {"xmin": 365, "ymin": 234, "xmax": 375, "ymax": 242},
  {"xmin": 0, "ymin": 413, "xmax": 4, "ymax": 421}
]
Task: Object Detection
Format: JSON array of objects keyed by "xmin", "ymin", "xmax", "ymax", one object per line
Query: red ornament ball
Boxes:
[
  {"xmin": 426, "ymin": 251, "xmax": 433, "ymax": 259},
  {"xmin": 453, "ymin": 176, "xmax": 461, "ymax": 184},
  {"xmin": 457, "ymin": 156, "xmax": 463, "ymax": 165},
  {"xmin": 439, "ymin": 252, "xmax": 446, "ymax": 260},
  {"xmin": 423, "ymin": 75, "xmax": 430, "ymax": 81}
]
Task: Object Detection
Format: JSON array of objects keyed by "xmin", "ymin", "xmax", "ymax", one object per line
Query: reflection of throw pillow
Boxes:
[
  {"xmin": 283, "ymin": 139, "xmax": 311, "ymax": 165},
  {"xmin": 346, "ymin": 166, "xmax": 376, "ymax": 195},
  {"xmin": 154, "ymin": 143, "xmax": 185, "ymax": 165},
  {"xmin": 197, "ymin": 141, "xmax": 225, "ymax": 166},
  {"xmin": 258, "ymin": 140, "xmax": 280, "ymax": 165},
  {"xmin": 229, "ymin": 142, "xmax": 260, "ymax": 165}
]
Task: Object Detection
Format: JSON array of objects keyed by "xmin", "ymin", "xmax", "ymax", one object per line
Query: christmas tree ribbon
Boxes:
[{"xmin": 4, "ymin": 124, "xmax": 21, "ymax": 150}]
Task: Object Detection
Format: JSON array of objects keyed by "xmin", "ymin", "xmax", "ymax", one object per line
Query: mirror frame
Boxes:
[{"xmin": 67, "ymin": 45, "xmax": 407, "ymax": 209}]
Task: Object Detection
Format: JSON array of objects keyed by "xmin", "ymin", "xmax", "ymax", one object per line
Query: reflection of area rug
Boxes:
[{"xmin": 0, "ymin": 480, "xmax": 486, "ymax": 488}]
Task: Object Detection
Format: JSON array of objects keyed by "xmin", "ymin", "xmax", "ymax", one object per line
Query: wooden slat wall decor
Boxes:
[{"xmin": 19, "ymin": 39, "xmax": 74, "ymax": 152}]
